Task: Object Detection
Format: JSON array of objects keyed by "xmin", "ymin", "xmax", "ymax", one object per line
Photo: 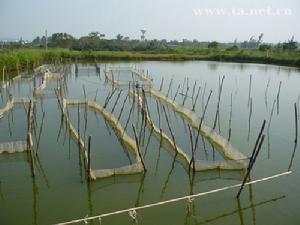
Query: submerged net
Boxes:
[
  {"xmin": 0, "ymin": 141, "xmax": 27, "ymax": 154},
  {"xmin": 63, "ymin": 99, "xmax": 144, "ymax": 179}
]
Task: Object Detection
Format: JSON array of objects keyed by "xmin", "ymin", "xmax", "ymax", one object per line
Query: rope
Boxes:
[{"xmin": 55, "ymin": 171, "xmax": 291, "ymax": 225}]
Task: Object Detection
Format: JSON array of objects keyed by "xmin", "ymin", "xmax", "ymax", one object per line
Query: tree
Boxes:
[
  {"xmin": 49, "ymin": 33, "xmax": 75, "ymax": 48},
  {"xmin": 88, "ymin": 32, "xmax": 100, "ymax": 38},
  {"xmin": 116, "ymin": 34, "xmax": 123, "ymax": 42},
  {"xmin": 208, "ymin": 41, "xmax": 219, "ymax": 49},
  {"xmin": 259, "ymin": 44, "xmax": 271, "ymax": 51},
  {"xmin": 283, "ymin": 36, "xmax": 298, "ymax": 51}
]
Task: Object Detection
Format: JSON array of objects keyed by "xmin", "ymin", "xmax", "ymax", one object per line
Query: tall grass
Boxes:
[{"xmin": 1, "ymin": 48, "xmax": 300, "ymax": 72}]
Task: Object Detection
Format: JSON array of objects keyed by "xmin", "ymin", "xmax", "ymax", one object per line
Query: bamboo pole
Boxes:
[
  {"xmin": 193, "ymin": 90, "xmax": 213, "ymax": 154},
  {"xmin": 173, "ymin": 84, "xmax": 181, "ymax": 102},
  {"xmin": 228, "ymin": 93, "xmax": 233, "ymax": 141},
  {"xmin": 104, "ymin": 88, "xmax": 117, "ymax": 108},
  {"xmin": 166, "ymin": 78, "xmax": 173, "ymax": 98},
  {"xmin": 277, "ymin": 81, "xmax": 282, "ymax": 115},
  {"xmin": 123, "ymin": 99, "xmax": 135, "ymax": 135},
  {"xmin": 117, "ymin": 93, "xmax": 129, "ymax": 121},
  {"xmin": 162, "ymin": 105, "xmax": 178, "ymax": 154},
  {"xmin": 248, "ymin": 74, "xmax": 252, "ymax": 108},
  {"xmin": 36, "ymin": 111, "xmax": 45, "ymax": 154},
  {"xmin": 264, "ymin": 77, "xmax": 271, "ymax": 110},
  {"xmin": 213, "ymin": 76, "xmax": 225, "ymax": 130},
  {"xmin": 187, "ymin": 125, "xmax": 195, "ymax": 173},
  {"xmin": 192, "ymin": 85, "xmax": 201, "ymax": 111},
  {"xmin": 182, "ymin": 79, "xmax": 189, "ymax": 106},
  {"xmin": 237, "ymin": 134, "xmax": 266, "ymax": 198},
  {"xmin": 247, "ymin": 98, "xmax": 253, "ymax": 141},
  {"xmin": 294, "ymin": 103, "xmax": 298, "ymax": 143},
  {"xmin": 191, "ymin": 80, "xmax": 197, "ymax": 102},
  {"xmin": 267, "ymin": 99, "xmax": 276, "ymax": 131},
  {"xmin": 87, "ymin": 135, "xmax": 92, "ymax": 180},
  {"xmin": 94, "ymin": 88, "xmax": 99, "ymax": 102},
  {"xmin": 77, "ymin": 104, "xmax": 81, "ymax": 146},
  {"xmin": 111, "ymin": 90, "xmax": 123, "ymax": 113},
  {"xmin": 132, "ymin": 125, "xmax": 147, "ymax": 171},
  {"xmin": 159, "ymin": 77, "xmax": 164, "ymax": 92}
]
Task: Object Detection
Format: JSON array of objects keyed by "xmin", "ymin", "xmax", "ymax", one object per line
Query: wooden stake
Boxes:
[
  {"xmin": 36, "ymin": 111, "xmax": 45, "ymax": 154},
  {"xmin": 166, "ymin": 78, "xmax": 173, "ymax": 98},
  {"xmin": 213, "ymin": 76, "xmax": 225, "ymax": 130},
  {"xmin": 159, "ymin": 77, "xmax": 164, "ymax": 92},
  {"xmin": 173, "ymin": 84, "xmax": 181, "ymax": 102},
  {"xmin": 88, "ymin": 135, "xmax": 92, "ymax": 180},
  {"xmin": 277, "ymin": 81, "xmax": 282, "ymax": 115},
  {"xmin": 192, "ymin": 85, "xmax": 201, "ymax": 111},
  {"xmin": 237, "ymin": 134, "xmax": 265, "ymax": 198},
  {"xmin": 193, "ymin": 90, "xmax": 213, "ymax": 154},
  {"xmin": 187, "ymin": 125, "xmax": 195, "ymax": 173},
  {"xmin": 111, "ymin": 90, "xmax": 123, "ymax": 113},
  {"xmin": 132, "ymin": 125, "xmax": 147, "ymax": 171},
  {"xmin": 294, "ymin": 103, "xmax": 298, "ymax": 143},
  {"xmin": 228, "ymin": 93, "xmax": 233, "ymax": 141},
  {"xmin": 162, "ymin": 105, "xmax": 178, "ymax": 154},
  {"xmin": 248, "ymin": 74, "xmax": 252, "ymax": 108}
]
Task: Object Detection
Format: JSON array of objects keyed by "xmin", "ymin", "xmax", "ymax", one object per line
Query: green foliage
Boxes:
[
  {"xmin": 226, "ymin": 46, "xmax": 239, "ymax": 51},
  {"xmin": 283, "ymin": 36, "xmax": 298, "ymax": 51},
  {"xmin": 259, "ymin": 44, "xmax": 272, "ymax": 51},
  {"xmin": 1, "ymin": 48, "xmax": 300, "ymax": 73},
  {"xmin": 208, "ymin": 41, "xmax": 219, "ymax": 49}
]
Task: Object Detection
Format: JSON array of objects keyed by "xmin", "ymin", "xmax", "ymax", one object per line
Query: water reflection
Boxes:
[{"xmin": 192, "ymin": 194, "xmax": 286, "ymax": 225}]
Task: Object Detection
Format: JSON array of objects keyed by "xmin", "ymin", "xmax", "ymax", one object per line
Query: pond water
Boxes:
[{"xmin": 0, "ymin": 61, "xmax": 300, "ymax": 225}]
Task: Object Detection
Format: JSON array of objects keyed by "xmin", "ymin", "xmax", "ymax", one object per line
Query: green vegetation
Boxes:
[{"xmin": 1, "ymin": 48, "xmax": 300, "ymax": 73}]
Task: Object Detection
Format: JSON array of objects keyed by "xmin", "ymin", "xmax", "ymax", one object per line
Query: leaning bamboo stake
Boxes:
[
  {"xmin": 276, "ymin": 81, "xmax": 282, "ymax": 115},
  {"xmin": 84, "ymin": 103, "xmax": 88, "ymax": 145},
  {"xmin": 36, "ymin": 111, "xmax": 45, "ymax": 154},
  {"xmin": 294, "ymin": 103, "xmax": 298, "ymax": 143},
  {"xmin": 123, "ymin": 99, "xmax": 135, "ymax": 135},
  {"xmin": 267, "ymin": 99, "xmax": 276, "ymax": 131},
  {"xmin": 247, "ymin": 98, "xmax": 253, "ymax": 141},
  {"xmin": 173, "ymin": 84, "xmax": 181, "ymax": 102},
  {"xmin": 132, "ymin": 125, "xmax": 147, "ymax": 171},
  {"xmin": 117, "ymin": 93, "xmax": 129, "ymax": 121},
  {"xmin": 192, "ymin": 85, "xmax": 201, "ymax": 111},
  {"xmin": 187, "ymin": 125, "xmax": 195, "ymax": 173},
  {"xmin": 191, "ymin": 80, "xmax": 197, "ymax": 102},
  {"xmin": 248, "ymin": 74, "xmax": 252, "ymax": 108},
  {"xmin": 201, "ymin": 82, "xmax": 207, "ymax": 111},
  {"xmin": 82, "ymin": 85, "xmax": 86, "ymax": 99},
  {"xmin": 213, "ymin": 76, "xmax": 225, "ymax": 130},
  {"xmin": 94, "ymin": 88, "xmax": 99, "ymax": 102},
  {"xmin": 77, "ymin": 104, "xmax": 81, "ymax": 146},
  {"xmin": 104, "ymin": 88, "xmax": 117, "ymax": 108},
  {"xmin": 193, "ymin": 90, "xmax": 213, "ymax": 154},
  {"xmin": 228, "ymin": 93, "xmax": 233, "ymax": 141},
  {"xmin": 111, "ymin": 90, "xmax": 123, "ymax": 114},
  {"xmin": 249, "ymin": 120, "xmax": 266, "ymax": 164},
  {"xmin": 237, "ymin": 134, "xmax": 265, "ymax": 198},
  {"xmin": 159, "ymin": 78, "xmax": 164, "ymax": 92},
  {"xmin": 162, "ymin": 105, "xmax": 178, "ymax": 154},
  {"xmin": 87, "ymin": 135, "xmax": 92, "ymax": 180},
  {"xmin": 264, "ymin": 77, "xmax": 271, "ymax": 110},
  {"xmin": 166, "ymin": 78, "xmax": 173, "ymax": 98}
]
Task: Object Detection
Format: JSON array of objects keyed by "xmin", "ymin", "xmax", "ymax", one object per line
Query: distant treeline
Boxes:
[{"xmin": 1, "ymin": 32, "xmax": 299, "ymax": 52}]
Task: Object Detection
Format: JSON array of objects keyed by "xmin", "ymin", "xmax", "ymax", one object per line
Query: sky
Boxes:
[{"xmin": 0, "ymin": 0, "xmax": 299, "ymax": 43}]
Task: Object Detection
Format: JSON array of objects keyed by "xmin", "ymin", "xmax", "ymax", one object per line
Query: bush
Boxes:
[{"xmin": 259, "ymin": 44, "xmax": 272, "ymax": 51}]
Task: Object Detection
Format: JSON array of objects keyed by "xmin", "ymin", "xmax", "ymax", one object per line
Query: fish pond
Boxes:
[{"xmin": 0, "ymin": 61, "xmax": 299, "ymax": 225}]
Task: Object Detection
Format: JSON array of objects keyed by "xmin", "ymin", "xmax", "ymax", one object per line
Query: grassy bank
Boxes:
[{"xmin": 1, "ymin": 48, "xmax": 300, "ymax": 72}]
